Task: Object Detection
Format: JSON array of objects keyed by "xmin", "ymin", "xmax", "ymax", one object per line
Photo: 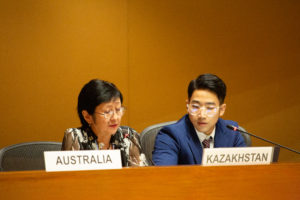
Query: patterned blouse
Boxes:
[{"xmin": 61, "ymin": 126, "xmax": 148, "ymax": 167}]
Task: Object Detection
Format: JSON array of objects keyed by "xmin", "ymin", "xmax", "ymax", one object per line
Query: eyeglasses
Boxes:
[
  {"xmin": 94, "ymin": 107, "xmax": 125, "ymax": 119},
  {"xmin": 187, "ymin": 104, "xmax": 219, "ymax": 117}
]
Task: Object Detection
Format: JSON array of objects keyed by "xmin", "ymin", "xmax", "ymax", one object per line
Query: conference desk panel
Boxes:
[{"xmin": 1, "ymin": 163, "xmax": 300, "ymax": 200}]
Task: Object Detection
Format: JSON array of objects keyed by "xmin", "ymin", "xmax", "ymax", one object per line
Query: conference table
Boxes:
[{"xmin": 1, "ymin": 162, "xmax": 300, "ymax": 199}]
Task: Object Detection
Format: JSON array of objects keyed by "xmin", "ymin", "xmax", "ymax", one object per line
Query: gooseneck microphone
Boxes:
[{"xmin": 227, "ymin": 124, "xmax": 300, "ymax": 155}]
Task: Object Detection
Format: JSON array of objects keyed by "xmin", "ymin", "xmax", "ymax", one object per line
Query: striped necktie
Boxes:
[{"xmin": 202, "ymin": 137, "xmax": 212, "ymax": 148}]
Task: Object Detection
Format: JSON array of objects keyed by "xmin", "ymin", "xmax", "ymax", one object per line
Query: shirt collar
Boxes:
[{"xmin": 194, "ymin": 126, "xmax": 216, "ymax": 143}]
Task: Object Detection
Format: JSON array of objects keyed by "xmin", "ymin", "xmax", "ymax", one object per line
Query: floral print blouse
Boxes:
[{"xmin": 61, "ymin": 126, "xmax": 148, "ymax": 167}]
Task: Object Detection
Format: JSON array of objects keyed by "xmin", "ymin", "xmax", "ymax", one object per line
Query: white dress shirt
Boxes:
[{"xmin": 195, "ymin": 127, "xmax": 216, "ymax": 148}]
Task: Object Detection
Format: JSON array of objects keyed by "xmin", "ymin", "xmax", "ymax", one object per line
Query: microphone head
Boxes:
[{"xmin": 226, "ymin": 124, "xmax": 238, "ymax": 131}]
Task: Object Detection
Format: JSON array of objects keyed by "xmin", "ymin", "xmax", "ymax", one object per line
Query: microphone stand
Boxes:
[{"xmin": 227, "ymin": 125, "xmax": 300, "ymax": 162}]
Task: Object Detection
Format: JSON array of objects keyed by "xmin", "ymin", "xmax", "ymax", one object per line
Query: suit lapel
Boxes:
[
  {"xmin": 214, "ymin": 119, "xmax": 227, "ymax": 147},
  {"xmin": 185, "ymin": 116, "xmax": 203, "ymax": 164}
]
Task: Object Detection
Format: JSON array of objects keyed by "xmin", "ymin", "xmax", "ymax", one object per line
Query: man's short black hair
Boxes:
[{"xmin": 188, "ymin": 73, "xmax": 226, "ymax": 104}]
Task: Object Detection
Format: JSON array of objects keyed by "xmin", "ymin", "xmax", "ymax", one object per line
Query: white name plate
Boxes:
[
  {"xmin": 44, "ymin": 150, "xmax": 122, "ymax": 172},
  {"xmin": 202, "ymin": 147, "xmax": 275, "ymax": 166}
]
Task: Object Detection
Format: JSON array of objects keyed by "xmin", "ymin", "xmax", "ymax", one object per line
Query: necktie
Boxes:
[{"xmin": 202, "ymin": 137, "xmax": 212, "ymax": 148}]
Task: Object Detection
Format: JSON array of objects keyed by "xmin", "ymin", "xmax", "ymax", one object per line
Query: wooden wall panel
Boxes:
[
  {"xmin": 0, "ymin": 0, "xmax": 128, "ymax": 146},
  {"xmin": 0, "ymin": 0, "xmax": 299, "ymax": 162},
  {"xmin": 128, "ymin": 0, "xmax": 300, "ymax": 162}
]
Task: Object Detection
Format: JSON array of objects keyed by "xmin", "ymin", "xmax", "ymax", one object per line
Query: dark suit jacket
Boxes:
[{"xmin": 152, "ymin": 115, "xmax": 246, "ymax": 166}]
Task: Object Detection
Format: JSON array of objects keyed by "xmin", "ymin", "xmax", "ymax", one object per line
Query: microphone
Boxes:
[{"xmin": 227, "ymin": 124, "xmax": 300, "ymax": 155}]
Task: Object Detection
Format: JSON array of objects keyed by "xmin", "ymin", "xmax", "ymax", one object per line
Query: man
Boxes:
[{"xmin": 152, "ymin": 73, "xmax": 246, "ymax": 165}]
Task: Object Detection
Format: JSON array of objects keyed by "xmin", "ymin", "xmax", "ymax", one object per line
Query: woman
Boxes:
[{"xmin": 61, "ymin": 79, "xmax": 148, "ymax": 167}]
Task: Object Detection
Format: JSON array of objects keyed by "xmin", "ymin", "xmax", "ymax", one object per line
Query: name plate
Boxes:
[
  {"xmin": 202, "ymin": 147, "xmax": 275, "ymax": 166},
  {"xmin": 44, "ymin": 150, "xmax": 122, "ymax": 172}
]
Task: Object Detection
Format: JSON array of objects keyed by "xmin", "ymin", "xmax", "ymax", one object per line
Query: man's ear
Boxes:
[
  {"xmin": 82, "ymin": 110, "xmax": 93, "ymax": 125},
  {"xmin": 186, "ymin": 99, "xmax": 190, "ymax": 110},
  {"xmin": 219, "ymin": 103, "xmax": 226, "ymax": 116}
]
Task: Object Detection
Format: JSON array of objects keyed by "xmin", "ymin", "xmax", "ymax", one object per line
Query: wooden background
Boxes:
[{"xmin": 0, "ymin": 0, "xmax": 299, "ymax": 162}]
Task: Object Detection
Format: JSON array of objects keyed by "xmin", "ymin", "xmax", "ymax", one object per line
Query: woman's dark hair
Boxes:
[
  {"xmin": 77, "ymin": 79, "xmax": 123, "ymax": 129},
  {"xmin": 188, "ymin": 73, "xmax": 226, "ymax": 104}
]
